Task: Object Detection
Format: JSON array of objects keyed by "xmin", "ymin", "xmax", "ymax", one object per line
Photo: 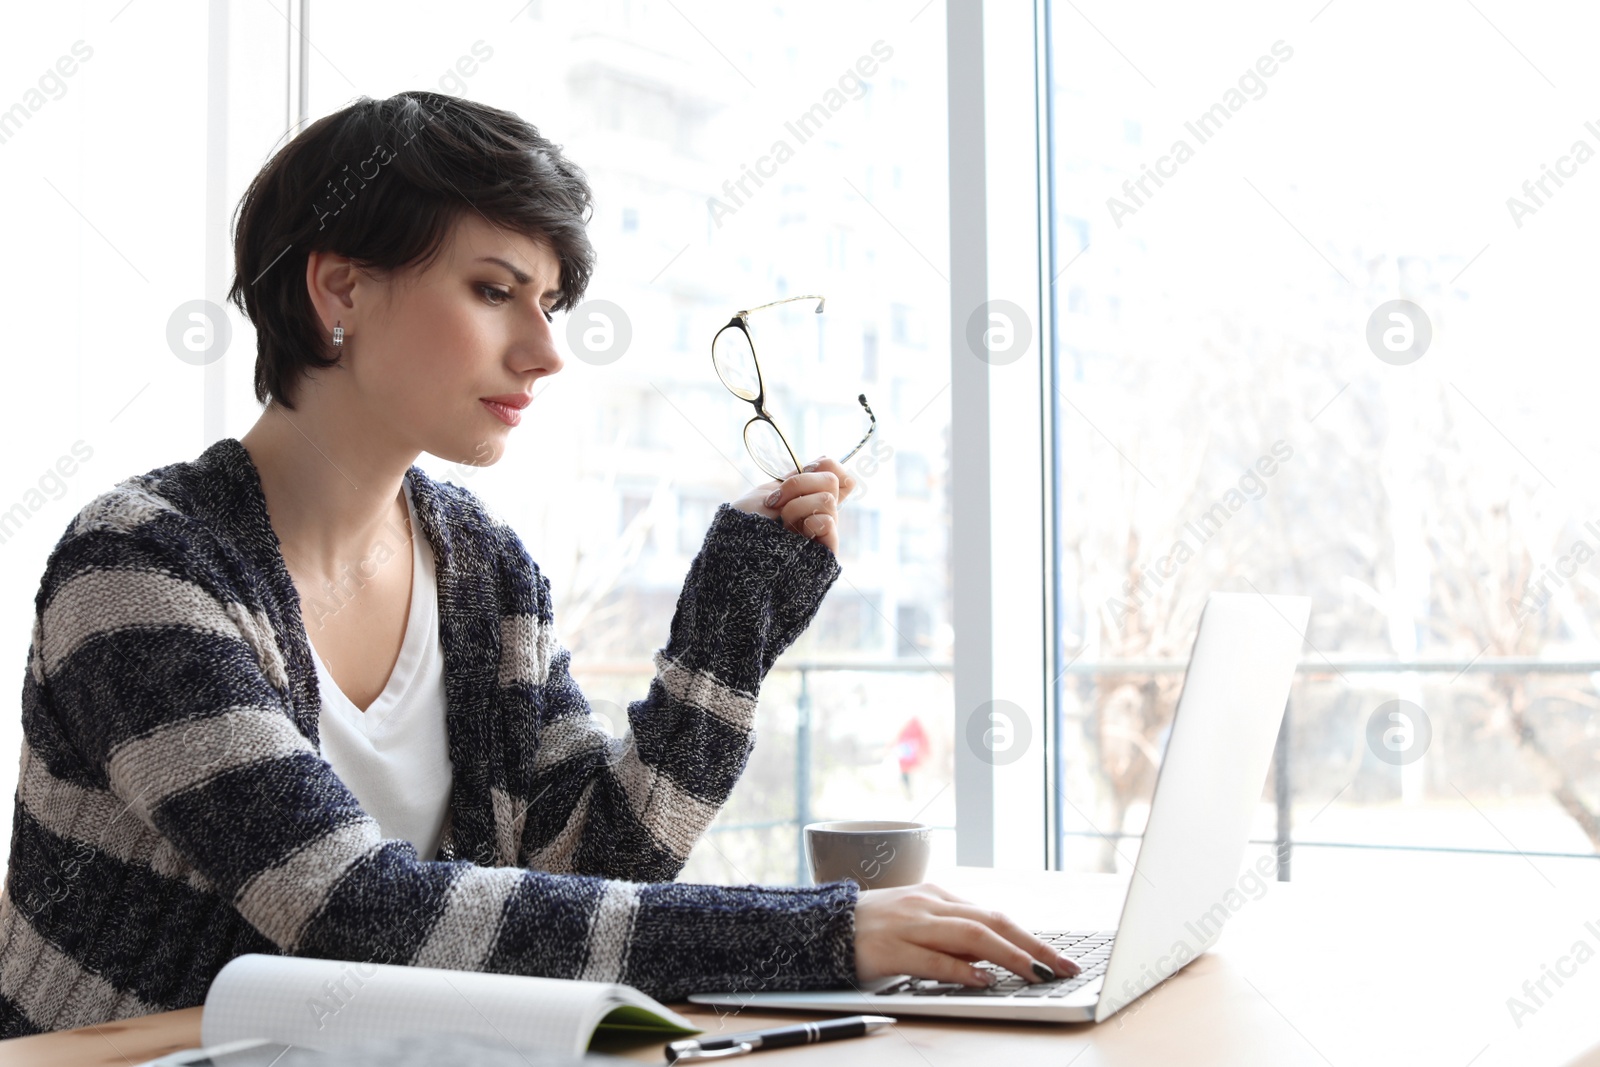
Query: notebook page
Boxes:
[{"xmin": 200, "ymin": 954, "xmax": 610, "ymax": 1055}]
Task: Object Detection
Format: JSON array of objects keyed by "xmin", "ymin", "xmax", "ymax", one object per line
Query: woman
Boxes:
[{"xmin": 0, "ymin": 90, "xmax": 1076, "ymax": 1036}]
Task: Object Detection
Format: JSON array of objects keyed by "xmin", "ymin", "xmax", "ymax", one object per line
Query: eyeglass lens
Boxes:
[
  {"xmin": 744, "ymin": 419, "xmax": 796, "ymax": 479},
  {"xmin": 712, "ymin": 325, "xmax": 761, "ymax": 401}
]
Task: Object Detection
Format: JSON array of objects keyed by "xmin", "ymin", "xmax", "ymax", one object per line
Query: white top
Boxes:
[{"xmin": 310, "ymin": 481, "xmax": 453, "ymax": 859}]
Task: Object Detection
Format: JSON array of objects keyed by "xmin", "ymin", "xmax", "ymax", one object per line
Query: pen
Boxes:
[{"xmin": 665, "ymin": 1014, "xmax": 896, "ymax": 1062}]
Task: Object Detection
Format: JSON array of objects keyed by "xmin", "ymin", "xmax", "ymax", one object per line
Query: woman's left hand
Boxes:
[{"xmin": 729, "ymin": 456, "xmax": 856, "ymax": 555}]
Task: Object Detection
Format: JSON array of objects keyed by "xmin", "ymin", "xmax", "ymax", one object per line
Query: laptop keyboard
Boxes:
[{"xmin": 874, "ymin": 930, "xmax": 1115, "ymax": 1000}]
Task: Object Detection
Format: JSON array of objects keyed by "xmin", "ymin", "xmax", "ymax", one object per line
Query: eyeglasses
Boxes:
[{"xmin": 711, "ymin": 294, "xmax": 876, "ymax": 480}]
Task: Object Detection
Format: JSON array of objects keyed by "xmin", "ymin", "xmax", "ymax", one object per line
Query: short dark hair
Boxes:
[{"xmin": 227, "ymin": 91, "xmax": 595, "ymax": 408}]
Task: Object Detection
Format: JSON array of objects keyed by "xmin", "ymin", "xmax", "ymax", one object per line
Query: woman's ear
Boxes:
[{"xmin": 305, "ymin": 249, "xmax": 361, "ymax": 336}]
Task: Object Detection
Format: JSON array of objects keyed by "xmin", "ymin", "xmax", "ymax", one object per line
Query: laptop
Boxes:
[{"xmin": 689, "ymin": 591, "xmax": 1310, "ymax": 1023}]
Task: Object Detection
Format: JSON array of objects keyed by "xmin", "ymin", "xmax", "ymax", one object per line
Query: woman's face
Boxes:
[{"xmin": 320, "ymin": 212, "xmax": 566, "ymax": 467}]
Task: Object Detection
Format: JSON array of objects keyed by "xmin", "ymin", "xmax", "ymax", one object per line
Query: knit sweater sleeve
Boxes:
[
  {"xmin": 37, "ymin": 502, "xmax": 858, "ymax": 1002},
  {"xmin": 506, "ymin": 503, "xmax": 844, "ymax": 884}
]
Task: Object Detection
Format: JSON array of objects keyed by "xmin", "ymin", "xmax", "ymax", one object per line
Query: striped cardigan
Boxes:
[{"xmin": 0, "ymin": 437, "xmax": 857, "ymax": 1037}]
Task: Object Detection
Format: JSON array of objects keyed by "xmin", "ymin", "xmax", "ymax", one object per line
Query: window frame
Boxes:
[{"xmin": 947, "ymin": 0, "xmax": 1057, "ymax": 871}]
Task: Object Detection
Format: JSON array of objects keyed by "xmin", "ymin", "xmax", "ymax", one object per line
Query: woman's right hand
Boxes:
[{"xmin": 853, "ymin": 882, "xmax": 1083, "ymax": 986}]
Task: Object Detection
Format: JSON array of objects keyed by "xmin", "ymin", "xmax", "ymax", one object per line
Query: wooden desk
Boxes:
[{"xmin": 3, "ymin": 867, "xmax": 1598, "ymax": 1066}]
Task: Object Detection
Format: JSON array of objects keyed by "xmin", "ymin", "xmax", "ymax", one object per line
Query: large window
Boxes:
[
  {"xmin": 1045, "ymin": 1, "xmax": 1600, "ymax": 894},
  {"xmin": 302, "ymin": 1, "xmax": 955, "ymax": 884},
  {"xmin": 22, "ymin": 2, "xmax": 1582, "ymax": 904}
]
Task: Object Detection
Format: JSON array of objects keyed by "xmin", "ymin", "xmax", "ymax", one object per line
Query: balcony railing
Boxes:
[
  {"xmin": 575, "ymin": 658, "xmax": 952, "ymax": 883},
  {"xmin": 1056, "ymin": 657, "xmax": 1600, "ymax": 880},
  {"xmin": 575, "ymin": 657, "xmax": 1600, "ymax": 884}
]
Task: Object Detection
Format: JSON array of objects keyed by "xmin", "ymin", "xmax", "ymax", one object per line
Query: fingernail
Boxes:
[
  {"xmin": 764, "ymin": 489, "xmax": 782, "ymax": 507},
  {"xmin": 1031, "ymin": 960, "xmax": 1056, "ymax": 982},
  {"xmin": 801, "ymin": 462, "xmax": 820, "ymax": 473},
  {"xmin": 978, "ymin": 970, "xmax": 997, "ymax": 987}
]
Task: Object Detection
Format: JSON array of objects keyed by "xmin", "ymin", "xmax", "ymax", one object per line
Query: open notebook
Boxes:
[{"xmin": 135, "ymin": 953, "xmax": 700, "ymax": 1066}]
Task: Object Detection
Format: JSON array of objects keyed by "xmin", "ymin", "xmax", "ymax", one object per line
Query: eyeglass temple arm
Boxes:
[
  {"xmin": 740, "ymin": 294, "xmax": 826, "ymax": 316},
  {"xmin": 838, "ymin": 394, "xmax": 877, "ymax": 464}
]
